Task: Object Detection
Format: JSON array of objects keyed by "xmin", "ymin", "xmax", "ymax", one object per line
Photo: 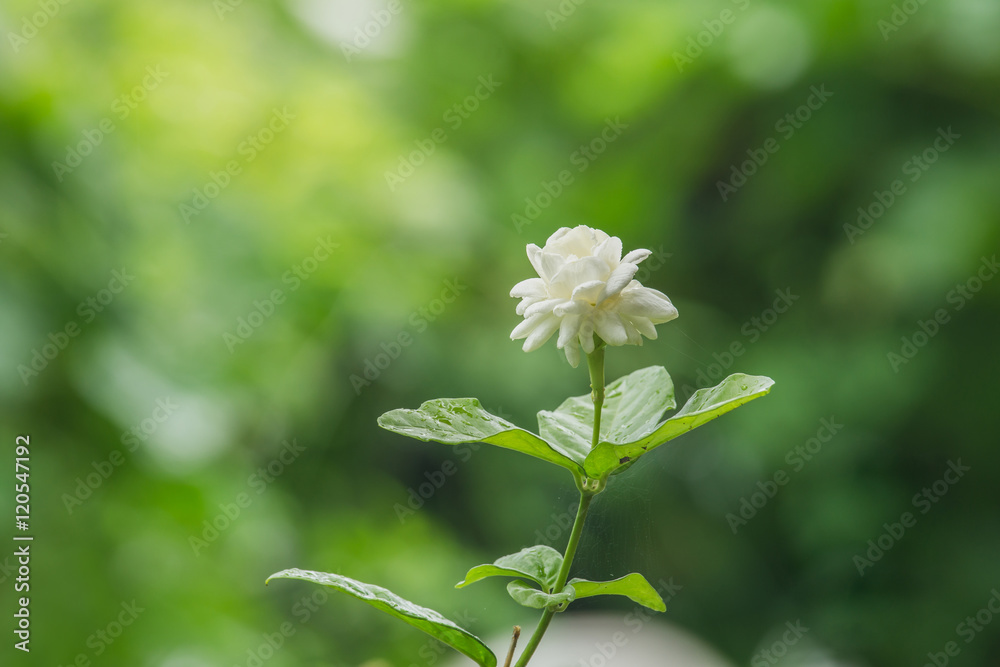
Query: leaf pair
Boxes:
[
  {"xmin": 378, "ymin": 366, "xmax": 774, "ymax": 480},
  {"xmin": 456, "ymin": 545, "xmax": 666, "ymax": 613},
  {"xmin": 265, "ymin": 552, "xmax": 665, "ymax": 667}
]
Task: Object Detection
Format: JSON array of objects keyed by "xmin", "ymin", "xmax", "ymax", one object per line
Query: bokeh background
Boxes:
[{"xmin": 2, "ymin": 0, "xmax": 999, "ymax": 665}]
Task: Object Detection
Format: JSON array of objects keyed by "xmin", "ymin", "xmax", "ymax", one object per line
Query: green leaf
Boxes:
[
  {"xmin": 584, "ymin": 373, "xmax": 774, "ymax": 477},
  {"xmin": 379, "ymin": 398, "xmax": 583, "ymax": 475},
  {"xmin": 457, "ymin": 545, "xmax": 564, "ymax": 592},
  {"xmin": 538, "ymin": 366, "xmax": 676, "ymax": 459},
  {"xmin": 267, "ymin": 569, "xmax": 496, "ymax": 667},
  {"xmin": 506, "ymin": 579, "xmax": 576, "ymax": 610},
  {"xmin": 568, "ymin": 573, "xmax": 666, "ymax": 612}
]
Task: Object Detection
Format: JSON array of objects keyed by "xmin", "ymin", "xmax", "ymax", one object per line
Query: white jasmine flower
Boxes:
[{"xmin": 510, "ymin": 226, "xmax": 679, "ymax": 367}]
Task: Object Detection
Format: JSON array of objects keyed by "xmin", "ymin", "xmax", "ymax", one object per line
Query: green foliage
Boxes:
[
  {"xmin": 457, "ymin": 545, "xmax": 565, "ymax": 592},
  {"xmin": 382, "ymin": 368, "xmax": 773, "ymax": 482},
  {"xmin": 568, "ymin": 574, "xmax": 665, "ymax": 612},
  {"xmin": 584, "ymin": 371, "xmax": 775, "ymax": 477},
  {"xmin": 7, "ymin": 1, "xmax": 999, "ymax": 664},
  {"xmin": 506, "ymin": 580, "xmax": 576, "ymax": 611},
  {"xmin": 267, "ymin": 569, "xmax": 496, "ymax": 667},
  {"xmin": 538, "ymin": 365, "xmax": 676, "ymax": 464},
  {"xmin": 379, "ymin": 398, "xmax": 584, "ymax": 475},
  {"xmin": 457, "ymin": 548, "xmax": 664, "ymax": 613}
]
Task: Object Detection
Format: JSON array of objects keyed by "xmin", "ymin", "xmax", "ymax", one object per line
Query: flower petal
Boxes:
[
  {"xmin": 524, "ymin": 298, "xmax": 563, "ymax": 318},
  {"xmin": 527, "ymin": 245, "xmax": 565, "ymax": 282},
  {"xmin": 522, "ymin": 314, "xmax": 561, "ymax": 352},
  {"xmin": 627, "ymin": 315, "xmax": 658, "ymax": 340},
  {"xmin": 620, "ymin": 317, "xmax": 644, "ymax": 345},
  {"xmin": 579, "ymin": 326, "xmax": 596, "ymax": 354},
  {"xmin": 571, "ymin": 279, "xmax": 605, "ymax": 303},
  {"xmin": 595, "ymin": 236, "xmax": 623, "ymax": 268},
  {"xmin": 557, "ymin": 314, "xmax": 581, "ymax": 348},
  {"xmin": 599, "ymin": 262, "xmax": 638, "ymax": 302},
  {"xmin": 510, "ymin": 277, "xmax": 547, "ymax": 298},
  {"xmin": 510, "ymin": 312, "xmax": 548, "ymax": 340},
  {"xmin": 545, "ymin": 227, "xmax": 572, "ymax": 246},
  {"xmin": 593, "ymin": 309, "xmax": 629, "ymax": 346},
  {"xmin": 548, "ymin": 225, "xmax": 597, "ymax": 259},
  {"xmin": 617, "ymin": 287, "xmax": 679, "ymax": 323},
  {"xmin": 516, "ymin": 297, "xmax": 542, "ymax": 316},
  {"xmin": 526, "ymin": 243, "xmax": 543, "ymax": 275},
  {"xmin": 622, "ymin": 248, "xmax": 652, "ymax": 265},
  {"xmin": 550, "ymin": 256, "xmax": 608, "ymax": 294},
  {"xmin": 563, "ymin": 340, "xmax": 581, "ymax": 367},
  {"xmin": 554, "ymin": 300, "xmax": 589, "ymax": 316},
  {"xmin": 538, "ymin": 252, "xmax": 566, "ymax": 283}
]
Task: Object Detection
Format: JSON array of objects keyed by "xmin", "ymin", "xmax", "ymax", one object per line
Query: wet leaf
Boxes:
[
  {"xmin": 583, "ymin": 373, "xmax": 774, "ymax": 477},
  {"xmin": 379, "ymin": 398, "xmax": 583, "ymax": 475},
  {"xmin": 457, "ymin": 545, "xmax": 564, "ymax": 592},
  {"xmin": 507, "ymin": 579, "xmax": 576, "ymax": 610},
  {"xmin": 568, "ymin": 573, "xmax": 665, "ymax": 611},
  {"xmin": 267, "ymin": 569, "xmax": 496, "ymax": 667}
]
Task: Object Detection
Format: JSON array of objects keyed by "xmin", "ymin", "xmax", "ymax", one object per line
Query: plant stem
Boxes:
[
  {"xmin": 513, "ymin": 344, "xmax": 605, "ymax": 667},
  {"xmin": 503, "ymin": 626, "xmax": 521, "ymax": 667},
  {"xmin": 512, "ymin": 491, "xmax": 594, "ymax": 667},
  {"xmin": 586, "ymin": 343, "xmax": 606, "ymax": 448}
]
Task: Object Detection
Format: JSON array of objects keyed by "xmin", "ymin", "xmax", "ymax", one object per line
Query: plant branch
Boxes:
[
  {"xmin": 503, "ymin": 626, "xmax": 521, "ymax": 667},
  {"xmin": 512, "ymin": 491, "xmax": 593, "ymax": 667},
  {"xmin": 513, "ymin": 343, "xmax": 605, "ymax": 667},
  {"xmin": 586, "ymin": 341, "xmax": 606, "ymax": 450}
]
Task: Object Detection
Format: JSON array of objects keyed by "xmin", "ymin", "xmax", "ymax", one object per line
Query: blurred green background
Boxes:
[{"xmin": 2, "ymin": 0, "xmax": 999, "ymax": 665}]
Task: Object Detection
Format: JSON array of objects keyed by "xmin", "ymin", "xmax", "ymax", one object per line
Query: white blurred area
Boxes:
[
  {"xmin": 290, "ymin": 0, "xmax": 410, "ymax": 58},
  {"xmin": 442, "ymin": 613, "xmax": 735, "ymax": 667}
]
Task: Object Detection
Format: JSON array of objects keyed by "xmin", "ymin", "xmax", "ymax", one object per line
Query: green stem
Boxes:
[
  {"xmin": 586, "ymin": 343, "xmax": 606, "ymax": 449},
  {"xmin": 513, "ymin": 343, "xmax": 605, "ymax": 667},
  {"xmin": 512, "ymin": 491, "xmax": 594, "ymax": 667}
]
